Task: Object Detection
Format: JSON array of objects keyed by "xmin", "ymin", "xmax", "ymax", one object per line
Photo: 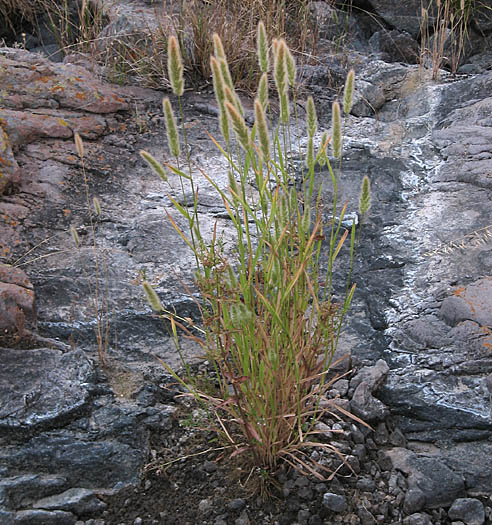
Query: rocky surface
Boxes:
[{"xmin": 0, "ymin": 0, "xmax": 492, "ymax": 523}]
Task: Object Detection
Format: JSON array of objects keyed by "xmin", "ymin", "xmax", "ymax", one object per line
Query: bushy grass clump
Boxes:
[{"xmin": 141, "ymin": 23, "xmax": 370, "ymax": 476}]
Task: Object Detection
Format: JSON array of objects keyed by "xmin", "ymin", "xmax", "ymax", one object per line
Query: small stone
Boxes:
[
  {"xmin": 133, "ymin": 519, "xmax": 143, "ymax": 525},
  {"xmin": 228, "ymin": 498, "xmax": 246, "ymax": 511},
  {"xmin": 235, "ymin": 510, "xmax": 250, "ymax": 525},
  {"xmin": 298, "ymin": 509, "xmax": 311, "ymax": 525},
  {"xmin": 374, "ymin": 422, "xmax": 389, "ymax": 445},
  {"xmin": 356, "ymin": 477, "xmax": 376, "ymax": 492},
  {"xmin": 403, "ymin": 489, "xmax": 426, "ymax": 514},
  {"xmin": 389, "ymin": 427, "xmax": 406, "ymax": 447},
  {"xmin": 203, "ymin": 460, "xmax": 217, "ymax": 473},
  {"xmin": 357, "ymin": 506, "xmax": 375, "ymax": 525},
  {"xmin": 403, "ymin": 513, "xmax": 432, "ymax": 525},
  {"xmin": 323, "ymin": 492, "xmax": 348, "ymax": 513},
  {"xmin": 199, "ymin": 499, "xmax": 213, "ymax": 513},
  {"xmin": 448, "ymin": 498, "xmax": 485, "ymax": 525}
]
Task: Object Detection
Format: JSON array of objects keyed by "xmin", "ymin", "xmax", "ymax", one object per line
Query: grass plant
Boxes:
[
  {"xmin": 140, "ymin": 24, "xmax": 371, "ymax": 476},
  {"xmin": 420, "ymin": 0, "xmax": 490, "ymax": 78},
  {"xmin": 71, "ymin": 131, "xmax": 110, "ymax": 366}
]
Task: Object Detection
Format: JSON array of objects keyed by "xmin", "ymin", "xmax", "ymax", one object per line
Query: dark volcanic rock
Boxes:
[
  {"xmin": 385, "ymin": 448, "xmax": 465, "ymax": 508},
  {"xmin": 448, "ymin": 498, "xmax": 485, "ymax": 525},
  {"xmin": 0, "ymin": 347, "xmax": 93, "ymax": 430}
]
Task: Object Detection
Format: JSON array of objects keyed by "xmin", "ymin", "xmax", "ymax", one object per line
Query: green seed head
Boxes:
[
  {"xmin": 317, "ymin": 131, "xmax": 329, "ymax": 166},
  {"xmin": 254, "ymin": 98, "xmax": 270, "ymax": 161},
  {"xmin": 93, "ymin": 196, "xmax": 101, "ymax": 216},
  {"xmin": 274, "ymin": 38, "xmax": 288, "ymax": 95},
  {"xmin": 167, "ymin": 35, "xmax": 184, "ymax": 97},
  {"xmin": 225, "ymin": 101, "xmax": 251, "ymax": 151},
  {"xmin": 301, "ymin": 203, "xmax": 311, "ymax": 232},
  {"xmin": 257, "ymin": 72, "xmax": 269, "ymax": 110},
  {"xmin": 306, "ymin": 136, "xmax": 314, "ymax": 171},
  {"xmin": 280, "ymin": 90, "xmax": 290, "ymax": 124},
  {"xmin": 143, "ymin": 281, "xmax": 164, "ymax": 312},
  {"xmin": 70, "ymin": 225, "xmax": 80, "ymax": 248},
  {"xmin": 286, "ymin": 46, "xmax": 296, "ymax": 87},
  {"xmin": 306, "ymin": 96, "xmax": 317, "ymax": 138},
  {"xmin": 343, "ymin": 69, "xmax": 355, "ymax": 115},
  {"xmin": 257, "ymin": 21, "xmax": 269, "ymax": 73},
  {"xmin": 219, "ymin": 108, "xmax": 230, "ymax": 147},
  {"xmin": 163, "ymin": 97, "xmax": 180, "ymax": 158},
  {"xmin": 210, "ymin": 56, "xmax": 225, "ymax": 107},
  {"xmin": 213, "ymin": 33, "xmax": 226, "ymax": 60},
  {"xmin": 140, "ymin": 150, "xmax": 168, "ymax": 182},
  {"xmin": 228, "ymin": 169, "xmax": 238, "ymax": 197},
  {"xmin": 74, "ymin": 132, "xmax": 84, "ymax": 158},
  {"xmin": 331, "ymin": 100, "xmax": 342, "ymax": 159},
  {"xmin": 359, "ymin": 175, "xmax": 371, "ymax": 217}
]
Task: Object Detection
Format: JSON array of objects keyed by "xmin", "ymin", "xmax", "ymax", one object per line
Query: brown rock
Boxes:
[
  {"xmin": 0, "ymin": 109, "xmax": 107, "ymax": 148},
  {"xmin": 0, "ymin": 48, "xmax": 129, "ymax": 114},
  {"xmin": 0, "ymin": 263, "xmax": 36, "ymax": 342},
  {"xmin": 0, "ymin": 125, "xmax": 21, "ymax": 195}
]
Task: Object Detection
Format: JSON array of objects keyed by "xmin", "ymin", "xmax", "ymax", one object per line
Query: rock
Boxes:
[
  {"xmin": 385, "ymin": 448, "xmax": 465, "ymax": 508},
  {"xmin": 403, "ymin": 513, "xmax": 432, "ymax": 525},
  {"xmin": 228, "ymin": 498, "xmax": 246, "ymax": 511},
  {"xmin": 0, "ymin": 347, "xmax": 93, "ymax": 429},
  {"xmin": 440, "ymin": 279, "xmax": 492, "ymax": 328},
  {"xmin": 0, "ymin": 109, "xmax": 107, "ymax": 149},
  {"xmin": 33, "ymin": 488, "xmax": 107, "ymax": 515},
  {"xmin": 448, "ymin": 498, "xmax": 485, "ymax": 525},
  {"xmin": 369, "ymin": 30, "xmax": 419, "ymax": 64},
  {"xmin": 0, "ymin": 264, "xmax": 36, "ymax": 340},
  {"xmin": 0, "ymin": 474, "xmax": 67, "ymax": 510},
  {"xmin": 367, "ymin": 0, "xmax": 426, "ymax": 38},
  {"xmin": 350, "ymin": 382, "xmax": 389, "ymax": 422},
  {"xmin": 0, "ymin": 126, "xmax": 21, "ymax": 195},
  {"xmin": 310, "ymin": 2, "xmax": 363, "ymax": 45},
  {"xmin": 350, "ymin": 359, "xmax": 390, "ymax": 394},
  {"xmin": 0, "ymin": 48, "xmax": 129, "ymax": 114},
  {"xmin": 403, "ymin": 488, "xmax": 427, "ymax": 514},
  {"xmin": 14, "ymin": 509, "xmax": 77, "ymax": 524},
  {"xmin": 322, "ymin": 492, "xmax": 348, "ymax": 513}
]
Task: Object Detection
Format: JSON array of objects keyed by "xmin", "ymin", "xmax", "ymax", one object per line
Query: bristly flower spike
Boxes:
[
  {"xmin": 93, "ymin": 197, "xmax": 101, "ymax": 216},
  {"xmin": 143, "ymin": 281, "xmax": 164, "ymax": 312},
  {"xmin": 331, "ymin": 100, "xmax": 342, "ymax": 159},
  {"xmin": 306, "ymin": 96, "xmax": 317, "ymax": 138},
  {"xmin": 257, "ymin": 21, "xmax": 269, "ymax": 73},
  {"xmin": 210, "ymin": 56, "xmax": 225, "ymax": 107},
  {"xmin": 317, "ymin": 130, "xmax": 329, "ymax": 166},
  {"xmin": 225, "ymin": 101, "xmax": 250, "ymax": 151},
  {"xmin": 74, "ymin": 132, "xmax": 84, "ymax": 158},
  {"xmin": 70, "ymin": 225, "xmax": 80, "ymax": 248},
  {"xmin": 257, "ymin": 72, "xmax": 269, "ymax": 110},
  {"xmin": 213, "ymin": 33, "xmax": 226, "ymax": 60},
  {"xmin": 140, "ymin": 150, "xmax": 168, "ymax": 182},
  {"xmin": 273, "ymin": 38, "xmax": 288, "ymax": 95},
  {"xmin": 254, "ymin": 98, "xmax": 270, "ymax": 161},
  {"xmin": 167, "ymin": 35, "xmax": 184, "ymax": 97},
  {"xmin": 163, "ymin": 97, "xmax": 180, "ymax": 158},
  {"xmin": 359, "ymin": 175, "xmax": 371, "ymax": 217},
  {"xmin": 343, "ymin": 69, "xmax": 355, "ymax": 115},
  {"xmin": 286, "ymin": 46, "xmax": 296, "ymax": 87}
]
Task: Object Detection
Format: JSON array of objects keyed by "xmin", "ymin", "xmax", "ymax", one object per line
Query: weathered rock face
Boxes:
[{"xmin": 0, "ymin": 264, "xmax": 35, "ymax": 340}]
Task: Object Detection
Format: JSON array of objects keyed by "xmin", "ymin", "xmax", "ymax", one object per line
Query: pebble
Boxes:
[
  {"xmin": 448, "ymin": 498, "xmax": 485, "ymax": 525},
  {"xmin": 323, "ymin": 492, "xmax": 348, "ymax": 513},
  {"xmin": 228, "ymin": 498, "xmax": 246, "ymax": 511}
]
